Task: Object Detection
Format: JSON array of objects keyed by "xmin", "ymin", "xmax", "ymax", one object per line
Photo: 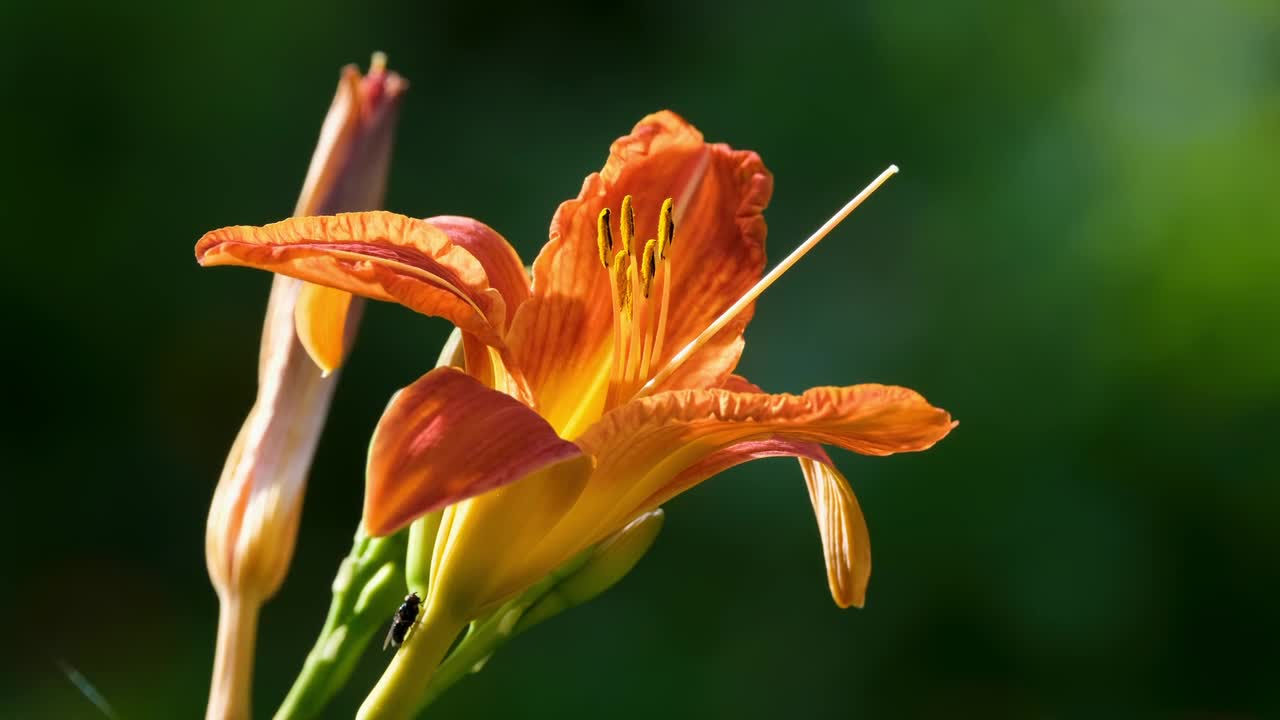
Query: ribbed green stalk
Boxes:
[{"xmin": 273, "ymin": 527, "xmax": 408, "ymax": 720}]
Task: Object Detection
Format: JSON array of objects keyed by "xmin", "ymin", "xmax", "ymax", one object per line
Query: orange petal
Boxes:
[
  {"xmin": 507, "ymin": 111, "xmax": 773, "ymax": 431},
  {"xmin": 294, "ymin": 283, "xmax": 361, "ymax": 375},
  {"xmin": 718, "ymin": 373, "xmax": 759, "ymax": 394},
  {"xmin": 197, "ymin": 212, "xmax": 524, "ymax": 347},
  {"xmin": 583, "ymin": 384, "xmax": 955, "ymax": 466},
  {"xmin": 363, "ymin": 366, "xmax": 583, "ymax": 536},
  {"xmin": 798, "ymin": 457, "xmax": 870, "ymax": 608},
  {"xmin": 427, "ymin": 215, "xmax": 531, "ymax": 319},
  {"xmin": 559, "ymin": 384, "xmax": 954, "ymax": 547}
]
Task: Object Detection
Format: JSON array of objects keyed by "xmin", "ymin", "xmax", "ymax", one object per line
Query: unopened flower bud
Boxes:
[
  {"xmin": 205, "ymin": 52, "xmax": 405, "ymax": 607},
  {"xmin": 515, "ymin": 509, "xmax": 665, "ymax": 632},
  {"xmin": 204, "ymin": 54, "xmax": 405, "ymax": 720}
]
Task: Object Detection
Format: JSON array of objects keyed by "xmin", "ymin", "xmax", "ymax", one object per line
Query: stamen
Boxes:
[
  {"xmin": 595, "ymin": 195, "xmax": 679, "ymax": 405},
  {"xmin": 649, "ymin": 197, "xmax": 676, "ymax": 374},
  {"xmin": 636, "ymin": 238, "xmax": 661, "ymax": 386},
  {"xmin": 657, "ymin": 198, "xmax": 674, "ymax": 259},
  {"xmin": 612, "ymin": 249, "xmax": 633, "ymax": 319},
  {"xmin": 597, "ymin": 208, "xmax": 613, "ymax": 268},
  {"xmin": 623, "ymin": 259, "xmax": 645, "ymax": 389},
  {"xmin": 620, "ymin": 195, "xmax": 636, "ymax": 256},
  {"xmin": 609, "ymin": 248, "xmax": 631, "ymax": 387},
  {"xmin": 639, "ymin": 239, "xmax": 659, "ymax": 298},
  {"xmin": 639, "ymin": 165, "xmax": 900, "ymax": 395},
  {"xmin": 649, "ymin": 250, "xmax": 673, "ymax": 377}
]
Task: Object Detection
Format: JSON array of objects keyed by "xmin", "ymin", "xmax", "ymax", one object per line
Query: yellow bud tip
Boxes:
[
  {"xmin": 597, "ymin": 208, "xmax": 613, "ymax": 268},
  {"xmin": 620, "ymin": 195, "xmax": 635, "ymax": 255},
  {"xmin": 639, "ymin": 239, "xmax": 658, "ymax": 298},
  {"xmin": 370, "ymin": 51, "xmax": 388, "ymax": 74},
  {"xmin": 657, "ymin": 197, "xmax": 674, "ymax": 258}
]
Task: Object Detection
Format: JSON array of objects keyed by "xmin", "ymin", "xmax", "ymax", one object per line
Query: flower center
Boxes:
[
  {"xmin": 596, "ymin": 195, "xmax": 676, "ymax": 409},
  {"xmin": 591, "ymin": 164, "xmax": 899, "ymax": 412},
  {"xmin": 640, "ymin": 164, "xmax": 901, "ymax": 395}
]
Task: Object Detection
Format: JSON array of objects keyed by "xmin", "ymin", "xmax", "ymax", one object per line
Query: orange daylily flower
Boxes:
[
  {"xmin": 197, "ymin": 111, "xmax": 954, "ymax": 717},
  {"xmin": 198, "ymin": 108, "xmax": 954, "ymax": 607}
]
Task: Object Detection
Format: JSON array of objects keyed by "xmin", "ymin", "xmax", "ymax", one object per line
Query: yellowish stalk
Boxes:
[
  {"xmin": 643, "ymin": 259, "xmax": 672, "ymax": 384},
  {"xmin": 206, "ymin": 593, "xmax": 261, "ymax": 720},
  {"xmin": 355, "ymin": 603, "xmax": 464, "ymax": 720}
]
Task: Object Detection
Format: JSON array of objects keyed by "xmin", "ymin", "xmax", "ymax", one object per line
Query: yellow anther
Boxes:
[
  {"xmin": 620, "ymin": 195, "xmax": 636, "ymax": 256},
  {"xmin": 612, "ymin": 249, "xmax": 632, "ymax": 314},
  {"xmin": 639, "ymin": 239, "xmax": 658, "ymax": 298},
  {"xmin": 657, "ymin": 197, "xmax": 674, "ymax": 258},
  {"xmin": 597, "ymin": 208, "xmax": 613, "ymax": 268}
]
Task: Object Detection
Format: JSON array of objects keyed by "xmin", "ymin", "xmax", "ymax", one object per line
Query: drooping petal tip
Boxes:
[
  {"xmin": 705, "ymin": 376, "xmax": 887, "ymax": 608},
  {"xmin": 657, "ymin": 434, "xmax": 871, "ymax": 609},
  {"xmin": 798, "ymin": 457, "xmax": 871, "ymax": 608},
  {"xmin": 294, "ymin": 283, "xmax": 359, "ymax": 375}
]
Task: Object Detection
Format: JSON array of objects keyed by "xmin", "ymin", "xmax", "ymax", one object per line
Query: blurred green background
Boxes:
[{"xmin": 3, "ymin": 0, "xmax": 1278, "ymax": 717}]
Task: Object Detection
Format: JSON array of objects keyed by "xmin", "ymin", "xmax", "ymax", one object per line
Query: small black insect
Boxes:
[{"xmin": 383, "ymin": 592, "xmax": 422, "ymax": 651}]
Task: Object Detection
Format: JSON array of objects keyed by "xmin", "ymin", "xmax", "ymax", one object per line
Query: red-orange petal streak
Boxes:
[{"xmin": 363, "ymin": 367, "xmax": 583, "ymax": 536}]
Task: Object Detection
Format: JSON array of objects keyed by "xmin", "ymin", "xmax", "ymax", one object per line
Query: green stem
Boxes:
[{"xmin": 273, "ymin": 529, "xmax": 407, "ymax": 720}]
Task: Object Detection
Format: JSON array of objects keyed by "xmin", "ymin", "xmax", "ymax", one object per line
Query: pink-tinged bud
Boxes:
[
  {"xmin": 204, "ymin": 55, "xmax": 405, "ymax": 720},
  {"xmin": 293, "ymin": 51, "xmax": 408, "ymax": 373},
  {"xmin": 296, "ymin": 52, "xmax": 405, "ymax": 216}
]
